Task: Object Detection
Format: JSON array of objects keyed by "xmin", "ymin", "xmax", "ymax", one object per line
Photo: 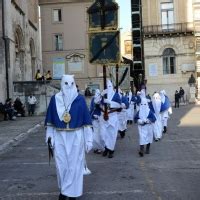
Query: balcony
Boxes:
[{"xmin": 143, "ymin": 23, "xmax": 194, "ymax": 38}]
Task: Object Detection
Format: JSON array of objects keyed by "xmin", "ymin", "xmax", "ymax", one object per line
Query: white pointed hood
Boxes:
[
  {"xmin": 139, "ymin": 97, "xmax": 150, "ymax": 121},
  {"xmin": 55, "ymin": 74, "xmax": 78, "ymax": 121}
]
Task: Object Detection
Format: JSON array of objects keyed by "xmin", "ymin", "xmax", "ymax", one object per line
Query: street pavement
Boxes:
[{"xmin": 0, "ymin": 105, "xmax": 200, "ymax": 200}]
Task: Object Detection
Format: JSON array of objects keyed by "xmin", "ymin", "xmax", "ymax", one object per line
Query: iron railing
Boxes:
[{"xmin": 143, "ymin": 22, "xmax": 194, "ymax": 36}]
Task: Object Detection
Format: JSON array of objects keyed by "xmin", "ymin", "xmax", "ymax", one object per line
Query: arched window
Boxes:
[{"xmin": 163, "ymin": 48, "xmax": 176, "ymax": 74}]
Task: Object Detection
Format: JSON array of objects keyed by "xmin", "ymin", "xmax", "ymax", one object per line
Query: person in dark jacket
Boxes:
[
  {"xmin": 14, "ymin": 97, "xmax": 25, "ymax": 117},
  {"xmin": 175, "ymin": 90, "xmax": 180, "ymax": 108}
]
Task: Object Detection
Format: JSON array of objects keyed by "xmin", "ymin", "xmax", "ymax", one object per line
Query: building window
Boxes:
[
  {"xmin": 54, "ymin": 34, "xmax": 63, "ymax": 51},
  {"xmin": 161, "ymin": 2, "xmax": 174, "ymax": 30},
  {"xmin": 53, "ymin": 9, "xmax": 62, "ymax": 22},
  {"xmin": 163, "ymin": 48, "xmax": 176, "ymax": 75}
]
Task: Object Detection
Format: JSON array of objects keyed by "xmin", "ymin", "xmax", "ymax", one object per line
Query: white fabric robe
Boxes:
[
  {"xmin": 118, "ymin": 109, "xmax": 128, "ymax": 131},
  {"xmin": 46, "ymin": 126, "xmax": 93, "ymax": 197},
  {"xmin": 127, "ymin": 102, "xmax": 134, "ymax": 121},
  {"xmin": 92, "ymin": 118, "xmax": 104, "ymax": 150},
  {"xmin": 152, "ymin": 114, "xmax": 162, "ymax": 139},
  {"xmin": 137, "ymin": 123, "xmax": 153, "ymax": 145},
  {"xmin": 99, "ymin": 110, "xmax": 119, "ymax": 151}
]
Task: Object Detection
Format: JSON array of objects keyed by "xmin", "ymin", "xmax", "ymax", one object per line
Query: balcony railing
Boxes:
[{"xmin": 143, "ymin": 23, "xmax": 194, "ymax": 37}]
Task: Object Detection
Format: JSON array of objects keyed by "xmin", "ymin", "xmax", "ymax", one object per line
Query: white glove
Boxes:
[
  {"xmin": 138, "ymin": 119, "xmax": 144, "ymax": 125},
  {"xmin": 94, "ymin": 96, "xmax": 102, "ymax": 104},
  {"xmin": 85, "ymin": 141, "xmax": 93, "ymax": 153},
  {"xmin": 145, "ymin": 119, "xmax": 151, "ymax": 124},
  {"xmin": 104, "ymin": 98, "xmax": 111, "ymax": 104},
  {"xmin": 45, "ymin": 127, "xmax": 55, "ymax": 148},
  {"xmin": 168, "ymin": 107, "xmax": 173, "ymax": 115},
  {"xmin": 121, "ymin": 103, "xmax": 126, "ymax": 109},
  {"xmin": 101, "ymin": 89, "xmax": 107, "ymax": 96},
  {"xmin": 93, "ymin": 114, "xmax": 99, "ymax": 119}
]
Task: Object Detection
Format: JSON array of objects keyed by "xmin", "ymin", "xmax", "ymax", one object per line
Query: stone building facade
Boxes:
[
  {"xmin": 142, "ymin": 0, "xmax": 200, "ymax": 100},
  {"xmin": 39, "ymin": 0, "xmax": 106, "ymax": 94},
  {"xmin": 0, "ymin": 0, "xmax": 41, "ymax": 103}
]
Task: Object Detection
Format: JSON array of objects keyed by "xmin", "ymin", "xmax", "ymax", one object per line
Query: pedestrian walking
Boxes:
[
  {"xmin": 45, "ymin": 74, "xmax": 93, "ymax": 200},
  {"xmin": 134, "ymin": 97, "xmax": 156, "ymax": 157},
  {"xmin": 179, "ymin": 87, "xmax": 185, "ymax": 104},
  {"xmin": 160, "ymin": 90, "xmax": 172, "ymax": 133},
  {"xmin": 118, "ymin": 90, "xmax": 129, "ymax": 138},
  {"xmin": 99, "ymin": 80, "xmax": 121, "ymax": 158},
  {"xmin": 175, "ymin": 90, "xmax": 180, "ymax": 108},
  {"xmin": 90, "ymin": 89, "xmax": 104, "ymax": 154},
  {"xmin": 150, "ymin": 93, "xmax": 163, "ymax": 141}
]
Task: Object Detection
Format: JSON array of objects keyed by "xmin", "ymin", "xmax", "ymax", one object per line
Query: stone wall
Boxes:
[{"xmin": 13, "ymin": 81, "xmax": 59, "ymax": 115}]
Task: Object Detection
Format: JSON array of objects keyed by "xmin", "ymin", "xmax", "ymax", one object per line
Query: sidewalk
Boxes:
[{"xmin": 0, "ymin": 115, "xmax": 44, "ymax": 154}]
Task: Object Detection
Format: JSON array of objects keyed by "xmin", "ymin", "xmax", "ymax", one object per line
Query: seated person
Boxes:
[
  {"xmin": 45, "ymin": 70, "xmax": 52, "ymax": 80},
  {"xmin": 4, "ymin": 98, "xmax": 16, "ymax": 120},
  {"xmin": 35, "ymin": 69, "xmax": 44, "ymax": 81},
  {"xmin": 14, "ymin": 97, "xmax": 25, "ymax": 117},
  {"xmin": 0, "ymin": 102, "xmax": 6, "ymax": 116}
]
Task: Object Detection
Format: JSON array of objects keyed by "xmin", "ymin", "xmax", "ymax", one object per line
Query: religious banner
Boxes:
[
  {"xmin": 87, "ymin": 0, "xmax": 118, "ymax": 30},
  {"xmin": 53, "ymin": 57, "xmax": 65, "ymax": 79},
  {"xmin": 89, "ymin": 31, "xmax": 120, "ymax": 64},
  {"xmin": 111, "ymin": 65, "xmax": 130, "ymax": 90}
]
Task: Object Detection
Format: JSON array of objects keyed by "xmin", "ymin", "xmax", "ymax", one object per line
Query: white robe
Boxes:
[
  {"xmin": 137, "ymin": 123, "xmax": 153, "ymax": 145},
  {"xmin": 127, "ymin": 102, "xmax": 134, "ymax": 121},
  {"xmin": 46, "ymin": 126, "xmax": 93, "ymax": 197},
  {"xmin": 99, "ymin": 111, "xmax": 119, "ymax": 151},
  {"xmin": 118, "ymin": 109, "xmax": 128, "ymax": 131},
  {"xmin": 92, "ymin": 118, "xmax": 104, "ymax": 150},
  {"xmin": 152, "ymin": 114, "xmax": 162, "ymax": 139}
]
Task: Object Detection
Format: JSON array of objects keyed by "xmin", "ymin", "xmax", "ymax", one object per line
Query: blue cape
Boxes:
[
  {"xmin": 102, "ymin": 92, "xmax": 122, "ymax": 105},
  {"xmin": 90, "ymin": 97, "xmax": 101, "ymax": 119},
  {"xmin": 134, "ymin": 110, "xmax": 156, "ymax": 124},
  {"xmin": 148, "ymin": 102, "xmax": 155, "ymax": 113},
  {"xmin": 121, "ymin": 96, "xmax": 129, "ymax": 109},
  {"xmin": 160, "ymin": 96, "xmax": 171, "ymax": 112},
  {"xmin": 45, "ymin": 94, "xmax": 92, "ymax": 130}
]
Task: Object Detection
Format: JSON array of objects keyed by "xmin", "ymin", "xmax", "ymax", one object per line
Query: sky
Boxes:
[{"xmin": 116, "ymin": 0, "xmax": 132, "ymax": 32}]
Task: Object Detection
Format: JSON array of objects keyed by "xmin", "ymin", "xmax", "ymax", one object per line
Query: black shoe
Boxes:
[
  {"xmin": 69, "ymin": 198, "xmax": 76, "ymax": 200},
  {"xmin": 102, "ymin": 147, "xmax": 108, "ymax": 157},
  {"xmin": 163, "ymin": 126, "xmax": 167, "ymax": 133},
  {"xmin": 120, "ymin": 130, "xmax": 125, "ymax": 138},
  {"xmin": 155, "ymin": 139, "xmax": 158, "ymax": 142},
  {"xmin": 130, "ymin": 120, "xmax": 133, "ymax": 124},
  {"xmin": 145, "ymin": 143, "xmax": 150, "ymax": 154},
  {"xmin": 58, "ymin": 193, "xmax": 67, "ymax": 200},
  {"xmin": 139, "ymin": 145, "xmax": 144, "ymax": 157},
  {"xmin": 139, "ymin": 151, "xmax": 144, "ymax": 157},
  {"xmin": 108, "ymin": 150, "xmax": 114, "ymax": 158}
]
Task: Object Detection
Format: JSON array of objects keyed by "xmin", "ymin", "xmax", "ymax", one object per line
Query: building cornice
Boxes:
[{"xmin": 39, "ymin": 0, "xmax": 93, "ymax": 5}]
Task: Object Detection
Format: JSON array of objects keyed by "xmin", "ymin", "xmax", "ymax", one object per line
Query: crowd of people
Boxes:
[
  {"xmin": 0, "ymin": 94, "xmax": 37, "ymax": 121},
  {"xmin": 44, "ymin": 74, "xmax": 173, "ymax": 200}
]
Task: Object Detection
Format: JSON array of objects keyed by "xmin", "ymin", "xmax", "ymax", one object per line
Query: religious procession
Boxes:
[{"xmin": 45, "ymin": 74, "xmax": 172, "ymax": 200}]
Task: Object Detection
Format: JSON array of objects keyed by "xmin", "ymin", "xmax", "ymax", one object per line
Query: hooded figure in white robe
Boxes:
[
  {"xmin": 151, "ymin": 93, "xmax": 163, "ymax": 141},
  {"xmin": 99, "ymin": 80, "xmax": 121, "ymax": 158},
  {"xmin": 126, "ymin": 91, "xmax": 135, "ymax": 124},
  {"xmin": 160, "ymin": 90, "xmax": 172, "ymax": 133},
  {"xmin": 90, "ymin": 89, "xmax": 104, "ymax": 153},
  {"xmin": 134, "ymin": 97, "xmax": 156, "ymax": 157},
  {"xmin": 118, "ymin": 89, "xmax": 129, "ymax": 138},
  {"xmin": 45, "ymin": 75, "xmax": 93, "ymax": 200}
]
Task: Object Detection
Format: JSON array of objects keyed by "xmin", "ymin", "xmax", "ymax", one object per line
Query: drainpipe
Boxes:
[{"xmin": 2, "ymin": 0, "xmax": 10, "ymax": 99}]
